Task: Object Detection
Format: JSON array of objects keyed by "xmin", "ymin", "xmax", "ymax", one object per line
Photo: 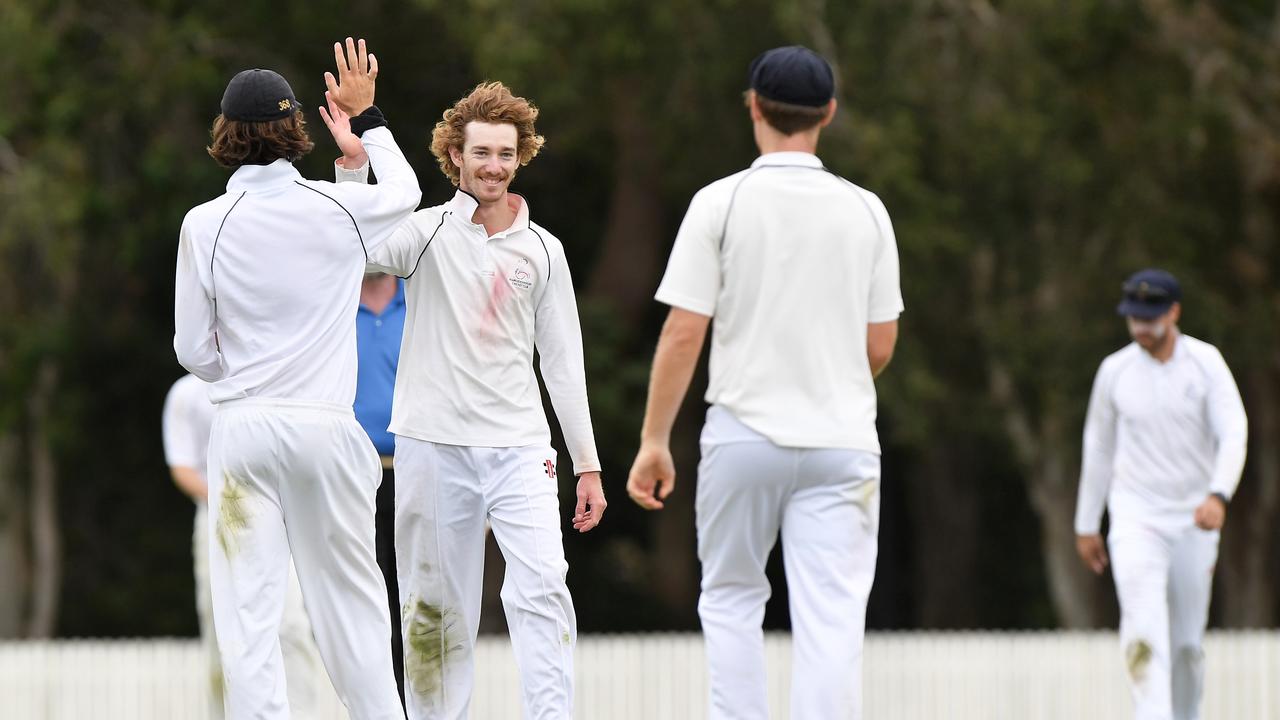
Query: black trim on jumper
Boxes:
[
  {"xmin": 528, "ymin": 225, "xmax": 553, "ymax": 285},
  {"xmin": 293, "ymin": 181, "xmax": 367, "ymax": 261},
  {"xmin": 718, "ymin": 164, "xmax": 886, "ymax": 252},
  {"xmin": 209, "ymin": 191, "xmax": 248, "ymax": 301},
  {"xmin": 403, "ymin": 212, "xmax": 450, "ymax": 280}
]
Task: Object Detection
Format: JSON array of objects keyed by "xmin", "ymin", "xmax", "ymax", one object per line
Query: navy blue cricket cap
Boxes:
[
  {"xmin": 220, "ymin": 69, "xmax": 300, "ymax": 122},
  {"xmin": 1117, "ymin": 268, "xmax": 1181, "ymax": 319},
  {"xmin": 748, "ymin": 45, "xmax": 835, "ymax": 107}
]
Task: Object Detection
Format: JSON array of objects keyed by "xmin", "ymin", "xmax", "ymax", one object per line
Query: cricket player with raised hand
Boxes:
[
  {"xmin": 626, "ymin": 46, "xmax": 903, "ymax": 720},
  {"xmin": 1075, "ymin": 269, "xmax": 1247, "ymax": 720},
  {"xmin": 334, "ymin": 81, "xmax": 605, "ymax": 720},
  {"xmin": 173, "ymin": 38, "xmax": 420, "ymax": 719}
]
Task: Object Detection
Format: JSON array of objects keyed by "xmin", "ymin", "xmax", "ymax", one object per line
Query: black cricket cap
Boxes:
[
  {"xmin": 1117, "ymin": 268, "xmax": 1181, "ymax": 319},
  {"xmin": 748, "ymin": 45, "xmax": 835, "ymax": 107},
  {"xmin": 220, "ymin": 69, "xmax": 300, "ymax": 122}
]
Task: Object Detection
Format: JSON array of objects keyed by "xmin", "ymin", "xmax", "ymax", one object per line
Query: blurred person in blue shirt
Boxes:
[{"xmin": 355, "ymin": 270, "xmax": 407, "ymax": 707}]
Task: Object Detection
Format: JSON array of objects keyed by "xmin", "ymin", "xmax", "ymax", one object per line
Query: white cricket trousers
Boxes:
[
  {"xmin": 206, "ymin": 398, "xmax": 402, "ymax": 720},
  {"xmin": 696, "ymin": 406, "xmax": 880, "ymax": 720},
  {"xmin": 394, "ymin": 436, "xmax": 575, "ymax": 720},
  {"xmin": 194, "ymin": 504, "xmax": 337, "ymax": 719},
  {"xmin": 1108, "ymin": 516, "xmax": 1218, "ymax": 720}
]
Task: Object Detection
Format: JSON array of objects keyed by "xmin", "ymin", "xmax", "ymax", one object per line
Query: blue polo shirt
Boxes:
[{"xmin": 354, "ymin": 279, "xmax": 405, "ymax": 456}]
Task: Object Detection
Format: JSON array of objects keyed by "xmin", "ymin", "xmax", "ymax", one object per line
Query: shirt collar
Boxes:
[
  {"xmin": 226, "ymin": 158, "xmax": 303, "ymax": 192},
  {"xmin": 447, "ymin": 189, "xmax": 531, "ymax": 236},
  {"xmin": 751, "ymin": 151, "xmax": 824, "ymax": 169}
]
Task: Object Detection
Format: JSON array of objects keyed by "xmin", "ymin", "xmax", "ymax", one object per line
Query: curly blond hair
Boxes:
[{"xmin": 430, "ymin": 81, "xmax": 545, "ymax": 186}]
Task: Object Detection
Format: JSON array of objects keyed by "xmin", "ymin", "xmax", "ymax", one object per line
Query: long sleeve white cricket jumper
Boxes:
[
  {"xmin": 1074, "ymin": 334, "xmax": 1248, "ymax": 534},
  {"xmin": 345, "ymin": 172, "xmax": 600, "ymax": 476},
  {"xmin": 174, "ymin": 127, "xmax": 421, "ymax": 405}
]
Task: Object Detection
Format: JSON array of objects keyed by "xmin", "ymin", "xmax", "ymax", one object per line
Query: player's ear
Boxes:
[
  {"xmin": 449, "ymin": 144, "xmax": 464, "ymax": 169},
  {"xmin": 820, "ymin": 98, "xmax": 837, "ymax": 128}
]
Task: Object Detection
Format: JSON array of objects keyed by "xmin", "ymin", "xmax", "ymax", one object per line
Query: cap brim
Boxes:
[{"xmin": 1116, "ymin": 299, "xmax": 1172, "ymax": 319}]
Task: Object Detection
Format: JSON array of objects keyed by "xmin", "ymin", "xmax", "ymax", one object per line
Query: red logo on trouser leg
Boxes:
[{"xmin": 544, "ymin": 459, "xmax": 556, "ymax": 478}]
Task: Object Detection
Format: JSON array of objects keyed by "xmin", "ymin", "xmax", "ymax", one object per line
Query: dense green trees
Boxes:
[{"xmin": 0, "ymin": 0, "xmax": 1277, "ymax": 637}]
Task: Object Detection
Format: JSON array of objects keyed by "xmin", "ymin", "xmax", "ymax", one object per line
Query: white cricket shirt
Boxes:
[
  {"xmin": 161, "ymin": 373, "xmax": 216, "ymax": 475},
  {"xmin": 1074, "ymin": 334, "xmax": 1248, "ymax": 534},
  {"xmin": 655, "ymin": 151, "xmax": 904, "ymax": 453},
  {"xmin": 173, "ymin": 127, "xmax": 421, "ymax": 405},
  {"xmin": 352, "ymin": 180, "xmax": 600, "ymax": 475}
]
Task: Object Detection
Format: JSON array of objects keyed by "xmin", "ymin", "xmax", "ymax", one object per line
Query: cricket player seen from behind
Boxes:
[
  {"xmin": 1075, "ymin": 268, "xmax": 1248, "ymax": 720},
  {"xmin": 627, "ymin": 46, "xmax": 902, "ymax": 720},
  {"xmin": 173, "ymin": 38, "xmax": 420, "ymax": 720},
  {"xmin": 331, "ymin": 81, "xmax": 605, "ymax": 720}
]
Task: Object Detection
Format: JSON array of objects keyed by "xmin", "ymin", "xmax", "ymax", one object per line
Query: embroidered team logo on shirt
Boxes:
[{"xmin": 509, "ymin": 258, "xmax": 534, "ymax": 291}]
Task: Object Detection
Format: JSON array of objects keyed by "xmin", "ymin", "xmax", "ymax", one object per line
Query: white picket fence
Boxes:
[{"xmin": 2, "ymin": 631, "xmax": 1277, "ymax": 719}]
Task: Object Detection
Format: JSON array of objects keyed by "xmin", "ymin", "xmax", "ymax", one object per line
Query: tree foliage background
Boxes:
[{"xmin": 1, "ymin": 0, "xmax": 1278, "ymax": 638}]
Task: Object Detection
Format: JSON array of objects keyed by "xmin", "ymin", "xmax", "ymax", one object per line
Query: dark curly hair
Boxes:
[{"xmin": 206, "ymin": 112, "xmax": 314, "ymax": 168}]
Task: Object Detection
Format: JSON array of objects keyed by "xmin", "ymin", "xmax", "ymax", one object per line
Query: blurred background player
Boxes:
[
  {"xmin": 173, "ymin": 38, "xmax": 419, "ymax": 719},
  {"xmin": 1075, "ymin": 269, "xmax": 1248, "ymax": 720},
  {"xmin": 336, "ymin": 80, "xmax": 606, "ymax": 719},
  {"xmin": 355, "ymin": 270, "xmax": 407, "ymax": 707},
  {"xmin": 626, "ymin": 45, "xmax": 903, "ymax": 720},
  {"xmin": 162, "ymin": 373, "xmax": 341, "ymax": 719}
]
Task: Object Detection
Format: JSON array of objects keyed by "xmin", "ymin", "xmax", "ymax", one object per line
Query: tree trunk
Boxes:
[
  {"xmin": 1024, "ymin": 446, "xmax": 1113, "ymax": 629},
  {"xmin": 1217, "ymin": 366, "xmax": 1280, "ymax": 627},
  {"xmin": 25, "ymin": 360, "xmax": 61, "ymax": 638},
  {"xmin": 904, "ymin": 445, "xmax": 982, "ymax": 627},
  {"xmin": 0, "ymin": 431, "xmax": 25, "ymax": 637},
  {"xmin": 988, "ymin": 359, "xmax": 1110, "ymax": 628},
  {"xmin": 585, "ymin": 85, "xmax": 665, "ymax": 321}
]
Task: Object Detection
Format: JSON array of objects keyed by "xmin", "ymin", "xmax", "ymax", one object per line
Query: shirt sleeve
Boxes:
[
  {"xmin": 173, "ymin": 216, "xmax": 224, "ymax": 380},
  {"xmin": 322, "ymin": 126, "xmax": 422, "ymax": 256},
  {"xmin": 334, "ymin": 157, "xmax": 435, "ymax": 278},
  {"xmin": 161, "ymin": 379, "xmax": 201, "ymax": 470},
  {"xmin": 863, "ymin": 191, "xmax": 905, "ymax": 323},
  {"xmin": 1205, "ymin": 349, "xmax": 1248, "ymax": 500},
  {"xmin": 534, "ymin": 248, "xmax": 601, "ymax": 475},
  {"xmin": 1075, "ymin": 361, "xmax": 1118, "ymax": 534},
  {"xmin": 654, "ymin": 188, "xmax": 722, "ymax": 317}
]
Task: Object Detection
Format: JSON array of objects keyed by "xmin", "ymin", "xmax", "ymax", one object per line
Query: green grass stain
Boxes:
[
  {"xmin": 210, "ymin": 667, "xmax": 224, "ymax": 701},
  {"xmin": 404, "ymin": 597, "xmax": 464, "ymax": 699},
  {"xmin": 1126, "ymin": 639, "xmax": 1153, "ymax": 683},
  {"xmin": 856, "ymin": 478, "xmax": 879, "ymax": 511},
  {"xmin": 216, "ymin": 474, "xmax": 251, "ymax": 557}
]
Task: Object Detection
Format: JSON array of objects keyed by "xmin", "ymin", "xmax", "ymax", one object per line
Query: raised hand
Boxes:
[
  {"xmin": 318, "ymin": 90, "xmax": 367, "ymax": 167},
  {"xmin": 324, "ymin": 37, "xmax": 378, "ymax": 116}
]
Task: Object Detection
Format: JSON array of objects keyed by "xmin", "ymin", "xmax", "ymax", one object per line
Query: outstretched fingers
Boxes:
[
  {"xmin": 345, "ymin": 37, "xmax": 359, "ymax": 76},
  {"xmin": 333, "ymin": 41, "xmax": 349, "ymax": 74}
]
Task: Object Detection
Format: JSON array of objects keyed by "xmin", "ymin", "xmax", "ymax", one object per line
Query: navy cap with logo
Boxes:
[
  {"xmin": 1116, "ymin": 268, "xmax": 1181, "ymax": 319},
  {"xmin": 748, "ymin": 45, "xmax": 835, "ymax": 108},
  {"xmin": 220, "ymin": 69, "xmax": 300, "ymax": 122}
]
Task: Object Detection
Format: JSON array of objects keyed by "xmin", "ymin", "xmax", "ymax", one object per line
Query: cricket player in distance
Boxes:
[
  {"xmin": 173, "ymin": 38, "xmax": 420, "ymax": 719},
  {"xmin": 627, "ymin": 45, "xmax": 903, "ymax": 720},
  {"xmin": 332, "ymin": 81, "xmax": 605, "ymax": 720},
  {"xmin": 162, "ymin": 373, "xmax": 339, "ymax": 719},
  {"xmin": 1075, "ymin": 269, "xmax": 1247, "ymax": 720}
]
